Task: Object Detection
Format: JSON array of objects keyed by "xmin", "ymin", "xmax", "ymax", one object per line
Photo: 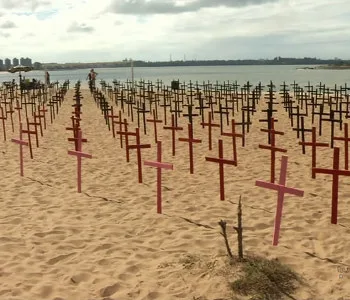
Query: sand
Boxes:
[{"xmin": 0, "ymin": 86, "xmax": 349, "ymax": 300}]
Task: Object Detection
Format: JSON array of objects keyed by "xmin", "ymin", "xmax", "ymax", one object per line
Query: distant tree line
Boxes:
[{"xmin": 32, "ymin": 57, "xmax": 350, "ymax": 71}]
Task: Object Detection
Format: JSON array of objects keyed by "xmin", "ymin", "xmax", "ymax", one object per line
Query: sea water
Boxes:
[{"xmin": 1, "ymin": 65, "xmax": 349, "ymax": 90}]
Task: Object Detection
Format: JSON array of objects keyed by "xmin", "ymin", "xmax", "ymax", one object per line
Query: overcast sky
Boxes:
[{"xmin": 0, "ymin": 0, "xmax": 349, "ymax": 63}]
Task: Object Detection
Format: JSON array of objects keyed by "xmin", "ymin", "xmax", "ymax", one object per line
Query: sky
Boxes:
[{"xmin": 0, "ymin": 0, "xmax": 349, "ymax": 63}]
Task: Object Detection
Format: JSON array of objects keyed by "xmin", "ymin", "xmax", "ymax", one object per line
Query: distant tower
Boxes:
[
  {"xmin": 13, "ymin": 58, "xmax": 19, "ymax": 66},
  {"xmin": 4, "ymin": 58, "xmax": 11, "ymax": 70}
]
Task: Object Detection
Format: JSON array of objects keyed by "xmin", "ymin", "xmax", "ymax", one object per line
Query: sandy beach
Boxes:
[{"xmin": 0, "ymin": 86, "xmax": 349, "ymax": 300}]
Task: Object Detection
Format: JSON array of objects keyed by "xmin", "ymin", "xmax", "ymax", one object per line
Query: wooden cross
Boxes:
[
  {"xmin": 293, "ymin": 116, "xmax": 312, "ymax": 154},
  {"xmin": 179, "ymin": 123, "xmax": 202, "ymax": 174},
  {"xmin": 68, "ymin": 129, "xmax": 92, "ymax": 193},
  {"xmin": 201, "ymin": 111, "xmax": 220, "ymax": 150},
  {"xmin": 205, "ymin": 139, "xmax": 237, "ymax": 200},
  {"xmin": 11, "ymin": 123, "xmax": 29, "ymax": 177},
  {"xmin": 112, "ymin": 111, "xmax": 125, "ymax": 147},
  {"xmin": 195, "ymin": 92, "xmax": 209, "ymax": 128},
  {"xmin": 213, "ymin": 103, "xmax": 230, "ymax": 134},
  {"xmin": 14, "ymin": 100, "xmax": 22, "ymax": 124},
  {"xmin": 39, "ymin": 104, "xmax": 48, "ymax": 130},
  {"xmin": 135, "ymin": 101, "xmax": 150, "ymax": 135},
  {"xmin": 116, "ymin": 119, "xmax": 133, "ymax": 161},
  {"xmin": 163, "ymin": 114, "xmax": 183, "ymax": 156},
  {"xmin": 299, "ymin": 127, "xmax": 329, "ymax": 179},
  {"xmin": 67, "ymin": 122, "xmax": 88, "ymax": 151},
  {"xmin": 313, "ymin": 147, "xmax": 350, "ymax": 224},
  {"xmin": 144, "ymin": 141, "xmax": 173, "ymax": 214},
  {"xmin": 183, "ymin": 104, "xmax": 199, "ymax": 125},
  {"xmin": 333, "ymin": 123, "xmax": 350, "ymax": 170},
  {"xmin": 0, "ymin": 107, "xmax": 6, "ymax": 141},
  {"xmin": 221, "ymin": 119, "xmax": 243, "ymax": 163},
  {"xmin": 107, "ymin": 106, "xmax": 119, "ymax": 136},
  {"xmin": 127, "ymin": 127, "xmax": 151, "ymax": 183},
  {"xmin": 147, "ymin": 109, "xmax": 163, "ymax": 143},
  {"xmin": 22, "ymin": 118, "xmax": 39, "ymax": 159},
  {"xmin": 259, "ymin": 118, "xmax": 287, "ymax": 183},
  {"xmin": 256, "ymin": 155, "xmax": 304, "ymax": 246}
]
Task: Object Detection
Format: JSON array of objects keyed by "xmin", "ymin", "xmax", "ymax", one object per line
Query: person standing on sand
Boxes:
[
  {"xmin": 45, "ymin": 71, "xmax": 50, "ymax": 86},
  {"xmin": 87, "ymin": 68, "xmax": 98, "ymax": 91}
]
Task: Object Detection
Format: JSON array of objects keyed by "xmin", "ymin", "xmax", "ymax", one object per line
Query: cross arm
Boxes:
[
  {"xmin": 68, "ymin": 150, "xmax": 92, "ymax": 159},
  {"xmin": 144, "ymin": 161, "xmax": 173, "ymax": 170},
  {"xmin": 127, "ymin": 144, "xmax": 151, "ymax": 150},
  {"xmin": 11, "ymin": 138, "xmax": 29, "ymax": 146},
  {"xmin": 255, "ymin": 180, "xmax": 304, "ymax": 197},
  {"xmin": 205, "ymin": 157, "xmax": 237, "ymax": 166}
]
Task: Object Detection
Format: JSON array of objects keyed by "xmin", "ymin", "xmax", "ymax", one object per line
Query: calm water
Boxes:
[{"xmin": 1, "ymin": 65, "xmax": 350, "ymax": 90}]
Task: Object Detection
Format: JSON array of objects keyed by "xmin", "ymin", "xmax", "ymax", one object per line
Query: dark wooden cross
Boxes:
[
  {"xmin": 147, "ymin": 109, "xmax": 163, "ymax": 143},
  {"xmin": 201, "ymin": 111, "xmax": 220, "ymax": 150},
  {"xmin": 299, "ymin": 127, "xmax": 329, "ymax": 179},
  {"xmin": 179, "ymin": 123, "xmax": 202, "ymax": 174},
  {"xmin": 259, "ymin": 118, "xmax": 287, "ymax": 183},
  {"xmin": 183, "ymin": 104, "xmax": 199, "ymax": 125},
  {"xmin": 292, "ymin": 116, "xmax": 312, "ymax": 154},
  {"xmin": 221, "ymin": 119, "xmax": 243, "ymax": 163},
  {"xmin": 163, "ymin": 114, "xmax": 183, "ymax": 156}
]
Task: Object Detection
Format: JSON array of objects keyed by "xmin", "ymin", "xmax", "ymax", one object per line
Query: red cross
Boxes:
[
  {"xmin": 68, "ymin": 129, "xmax": 92, "ymax": 193},
  {"xmin": 163, "ymin": 114, "xmax": 183, "ymax": 156},
  {"xmin": 144, "ymin": 141, "xmax": 173, "ymax": 214},
  {"xmin": 256, "ymin": 156, "xmax": 304, "ymax": 246},
  {"xmin": 205, "ymin": 139, "xmax": 237, "ymax": 200},
  {"xmin": 11, "ymin": 123, "xmax": 29, "ymax": 177},
  {"xmin": 333, "ymin": 123, "xmax": 349, "ymax": 170},
  {"xmin": 127, "ymin": 127, "xmax": 151, "ymax": 183},
  {"xmin": 313, "ymin": 147, "xmax": 350, "ymax": 224},
  {"xmin": 179, "ymin": 123, "xmax": 202, "ymax": 174},
  {"xmin": 117, "ymin": 119, "xmax": 134, "ymax": 162},
  {"xmin": 114, "ymin": 114, "xmax": 127, "ymax": 148}
]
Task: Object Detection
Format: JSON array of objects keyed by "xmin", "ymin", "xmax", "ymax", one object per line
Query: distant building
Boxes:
[
  {"xmin": 13, "ymin": 58, "xmax": 19, "ymax": 66},
  {"xmin": 4, "ymin": 58, "xmax": 11, "ymax": 70},
  {"xmin": 25, "ymin": 57, "xmax": 32, "ymax": 67},
  {"xmin": 20, "ymin": 57, "xmax": 25, "ymax": 65},
  {"xmin": 33, "ymin": 62, "xmax": 42, "ymax": 70},
  {"xmin": 0, "ymin": 59, "xmax": 3, "ymax": 71}
]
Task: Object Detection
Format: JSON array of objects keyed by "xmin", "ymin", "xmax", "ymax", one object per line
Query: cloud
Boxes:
[
  {"xmin": 0, "ymin": 32, "xmax": 10, "ymax": 38},
  {"xmin": 108, "ymin": 0, "xmax": 278, "ymax": 15},
  {"xmin": 0, "ymin": 0, "xmax": 349, "ymax": 63},
  {"xmin": 0, "ymin": 0, "xmax": 51, "ymax": 11},
  {"xmin": 67, "ymin": 21, "xmax": 94, "ymax": 33},
  {"xmin": 0, "ymin": 20, "xmax": 17, "ymax": 28}
]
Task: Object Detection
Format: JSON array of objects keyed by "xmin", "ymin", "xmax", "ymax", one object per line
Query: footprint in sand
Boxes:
[
  {"xmin": 70, "ymin": 273, "xmax": 90, "ymax": 284},
  {"xmin": 99, "ymin": 283, "xmax": 121, "ymax": 297},
  {"xmin": 34, "ymin": 231, "xmax": 65, "ymax": 238},
  {"xmin": 39, "ymin": 285, "xmax": 53, "ymax": 298},
  {"xmin": 47, "ymin": 253, "xmax": 75, "ymax": 265}
]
